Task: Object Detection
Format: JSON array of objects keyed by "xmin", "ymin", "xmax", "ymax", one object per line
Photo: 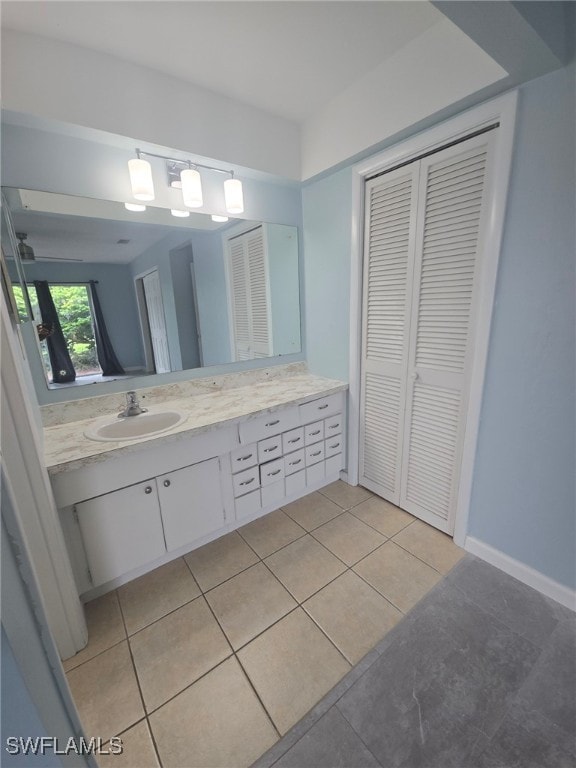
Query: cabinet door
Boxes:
[
  {"xmin": 76, "ymin": 481, "xmax": 166, "ymax": 588},
  {"xmin": 158, "ymin": 458, "xmax": 224, "ymax": 551}
]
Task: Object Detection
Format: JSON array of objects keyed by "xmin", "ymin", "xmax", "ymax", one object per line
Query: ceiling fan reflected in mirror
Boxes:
[{"xmin": 15, "ymin": 232, "xmax": 83, "ymax": 262}]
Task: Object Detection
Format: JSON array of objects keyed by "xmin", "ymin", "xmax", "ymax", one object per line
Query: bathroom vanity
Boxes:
[{"xmin": 46, "ymin": 371, "xmax": 347, "ymax": 601}]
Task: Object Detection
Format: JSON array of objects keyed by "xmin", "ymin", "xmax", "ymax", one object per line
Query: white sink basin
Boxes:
[{"xmin": 84, "ymin": 410, "xmax": 187, "ymax": 442}]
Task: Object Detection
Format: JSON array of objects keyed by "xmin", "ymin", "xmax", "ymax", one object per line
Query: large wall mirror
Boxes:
[{"xmin": 2, "ymin": 187, "xmax": 301, "ymax": 394}]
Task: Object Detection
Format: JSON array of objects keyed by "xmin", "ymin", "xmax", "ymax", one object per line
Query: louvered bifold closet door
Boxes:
[
  {"xmin": 246, "ymin": 227, "xmax": 272, "ymax": 358},
  {"xmin": 359, "ymin": 165, "xmax": 420, "ymax": 503},
  {"xmin": 229, "ymin": 237, "xmax": 251, "ymax": 360},
  {"xmin": 399, "ymin": 133, "xmax": 494, "ymax": 533}
]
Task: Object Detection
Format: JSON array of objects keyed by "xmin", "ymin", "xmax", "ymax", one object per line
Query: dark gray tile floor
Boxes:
[{"xmin": 253, "ymin": 555, "xmax": 576, "ymax": 768}]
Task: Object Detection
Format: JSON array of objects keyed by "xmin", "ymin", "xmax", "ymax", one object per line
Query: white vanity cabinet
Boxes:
[
  {"xmin": 74, "ymin": 457, "xmax": 225, "ymax": 588},
  {"xmin": 76, "ymin": 480, "xmax": 166, "ymax": 587},
  {"xmin": 52, "ymin": 386, "xmax": 347, "ymax": 600},
  {"xmin": 157, "ymin": 458, "xmax": 223, "ymax": 551}
]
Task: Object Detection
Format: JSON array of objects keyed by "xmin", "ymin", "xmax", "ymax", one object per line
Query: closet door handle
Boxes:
[
  {"xmin": 411, "ymin": 372, "xmax": 419, "ymax": 381},
  {"xmin": 163, "ymin": 479, "xmax": 171, "ymax": 488},
  {"xmin": 144, "ymin": 486, "xmax": 153, "ymax": 494}
]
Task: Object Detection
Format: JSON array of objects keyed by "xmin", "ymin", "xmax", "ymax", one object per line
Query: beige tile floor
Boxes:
[{"xmin": 63, "ymin": 481, "xmax": 465, "ymax": 768}]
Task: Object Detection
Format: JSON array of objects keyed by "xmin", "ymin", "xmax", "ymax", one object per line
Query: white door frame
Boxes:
[
  {"xmin": 347, "ymin": 91, "xmax": 517, "ymax": 547},
  {"xmin": 1, "ymin": 297, "xmax": 88, "ymax": 659},
  {"xmin": 134, "ymin": 267, "xmax": 171, "ymax": 374}
]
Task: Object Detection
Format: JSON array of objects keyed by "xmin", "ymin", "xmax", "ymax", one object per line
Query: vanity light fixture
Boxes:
[
  {"xmin": 128, "ymin": 152, "xmax": 155, "ymax": 201},
  {"xmin": 128, "ymin": 149, "xmax": 244, "ymax": 214},
  {"xmin": 170, "ymin": 209, "xmax": 190, "ymax": 218},
  {"xmin": 181, "ymin": 166, "xmax": 203, "ymax": 208},
  {"xmin": 224, "ymin": 174, "xmax": 244, "ymax": 214},
  {"xmin": 125, "ymin": 203, "xmax": 146, "ymax": 212},
  {"xmin": 211, "ymin": 215, "xmax": 229, "ymax": 223}
]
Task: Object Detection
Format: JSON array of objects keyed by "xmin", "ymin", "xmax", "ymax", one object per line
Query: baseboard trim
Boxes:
[{"xmin": 464, "ymin": 536, "xmax": 576, "ymax": 612}]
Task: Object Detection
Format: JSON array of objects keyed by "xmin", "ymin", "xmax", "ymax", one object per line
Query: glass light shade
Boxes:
[
  {"xmin": 224, "ymin": 178, "xmax": 244, "ymax": 214},
  {"xmin": 211, "ymin": 215, "xmax": 229, "ymax": 223},
  {"xmin": 171, "ymin": 209, "xmax": 190, "ymax": 218},
  {"xmin": 128, "ymin": 158, "xmax": 155, "ymax": 201},
  {"xmin": 125, "ymin": 202, "xmax": 146, "ymax": 212},
  {"xmin": 181, "ymin": 168, "xmax": 203, "ymax": 208}
]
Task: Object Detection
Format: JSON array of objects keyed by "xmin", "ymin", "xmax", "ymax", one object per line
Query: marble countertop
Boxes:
[{"xmin": 44, "ymin": 374, "xmax": 347, "ymax": 475}]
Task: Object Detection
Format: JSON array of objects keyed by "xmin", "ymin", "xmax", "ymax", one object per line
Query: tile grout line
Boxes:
[
  {"xmin": 192, "ymin": 570, "xmax": 284, "ymax": 741},
  {"xmin": 116, "ymin": 587, "xmax": 165, "ymax": 768}
]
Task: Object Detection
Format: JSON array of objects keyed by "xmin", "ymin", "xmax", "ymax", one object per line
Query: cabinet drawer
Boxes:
[
  {"xmin": 306, "ymin": 461, "xmax": 326, "ymax": 486},
  {"xmin": 285, "ymin": 469, "xmax": 306, "ymax": 497},
  {"xmin": 324, "ymin": 414, "xmax": 343, "ymax": 437},
  {"xmin": 305, "ymin": 443, "xmax": 325, "ymax": 466},
  {"xmin": 326, "ymin": 454, "xmax": 344, "ymax": 477},
  {"xmin": 257, "ymin": 435, "xmax": 283, "ymax": 464},
  {"xmin": 239, "ymin": 406, "xmax": 299, "ymax": 444},
  {"xmin": 230, "ymin": 443, "xmax": 258, "ymax": 473},
  {"xmin": 261, "ymin": 479, "xmax": 285, "ymax": 508},
  {"xmin": 260, "ymin": 458, "xmax": 285, "ymax": 487},
  {"xmin": 235, "ymin": 489, "xmax": 261, "ymax": 520},
  {"xmin": 233, "ymin": 466, "xmax": 260, "ymax": 497},
  {"xmin": 282, "ymin": 427, "xmax": 304, "ymax": 454},
  {"xmin": 325, "ymin": 435, "xmax": 343, "ymax": 459},
  {"xmin": 304, "ymin": 420, "xmax": 325, "ymax": 446},
  {"xmin": 284, "ymin": 448, "xmax": 305, "ymax": 476},
  {"xmin": 299, "ymin": 393, "xmax": 344, "ymax": 424}
]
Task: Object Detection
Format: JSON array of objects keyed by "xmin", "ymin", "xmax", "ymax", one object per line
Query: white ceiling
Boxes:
[{"xmin": 1, "ymin": 1, "xmax": 443, "ymax": 123}]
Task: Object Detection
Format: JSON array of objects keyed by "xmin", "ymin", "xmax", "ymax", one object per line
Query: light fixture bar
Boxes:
[{"xmin": 136, "ymin": 149, "xmax": 234, "ymax": 177}]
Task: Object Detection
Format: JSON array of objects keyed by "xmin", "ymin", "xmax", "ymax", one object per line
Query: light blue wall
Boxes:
[
  {"xmin": 1, "ymin": 629, "xmax": 63, "ymax": 767},
  {"xmin": 130, "ymin": 231, "xmax": 191, "ymax": 371},
  {"xmin": 302, "ymin": 64, "xmax": 575, "ymax": 589},
  {"xmin": 267, "ymin": 224, "xmax": 301, "ymax": 357},
  {"xmin": 302, "ymin": 167, "xmax": 353, "ymax": 381},
  {"xmin": 169, "ymin": 242, "xmax": 200, "ymax": 371},
  {"xmin": 467, "ymin": 63, "xmax": 575, "ymax": 588},
  {"xmin": 191, "ymin": 230, "xmax": 232, "ymax": 366}
]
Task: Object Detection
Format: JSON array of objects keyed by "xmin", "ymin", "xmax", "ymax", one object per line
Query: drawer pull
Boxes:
[
  {"xmin": 237, "ymin": 454, "xmax": 253, "ymax": 462},
  {"xmin": 163, "ymin": 479, "xmax": 171, "ymax": 488},
  {"xmin": 268, "ymin": 469, "xmax": 281, "ymax": 477},
  {"xmin": 266, "ymin": 419, "xmax": 280, "ymax": 427},
  {"xmin": 311, "ymin": 450, "xmax": 322, "ymax": 457},
  {"xmin": 288, "ymin": 437, "xmax": 301, "ymax": 444},
  {"xmin": 144, "ymin": 486, "xmax": 153, "ymax": 495},
  {"xmin": 289, "ymin": 459, "xmax": 302, "ymax": 466},
  {"xmin": 264, "ymin": 446, "xmax": 279, "ymax": 453},
  {"xmin": 310, "ymin": 429, "xmax": 321, "ymax": 436},
  {"xmin": 318, "ymin": 404, "xmax": 329, "ymax": 410},
  {"xmin": 329, "ymin": 424, "xmax": 339, "ymax": 430},
  {"xmin": 329, "ymin": 443, "xmax": 340, "ymax": 449},
  {"xmin": 240, "ymin": 477, "xmax": 255, "ymax": 487}
]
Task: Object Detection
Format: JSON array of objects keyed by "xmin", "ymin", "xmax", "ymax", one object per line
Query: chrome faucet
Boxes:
[{"xmin": 118, "ymin": 390, "xmax": 147, "ymax": 418}]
